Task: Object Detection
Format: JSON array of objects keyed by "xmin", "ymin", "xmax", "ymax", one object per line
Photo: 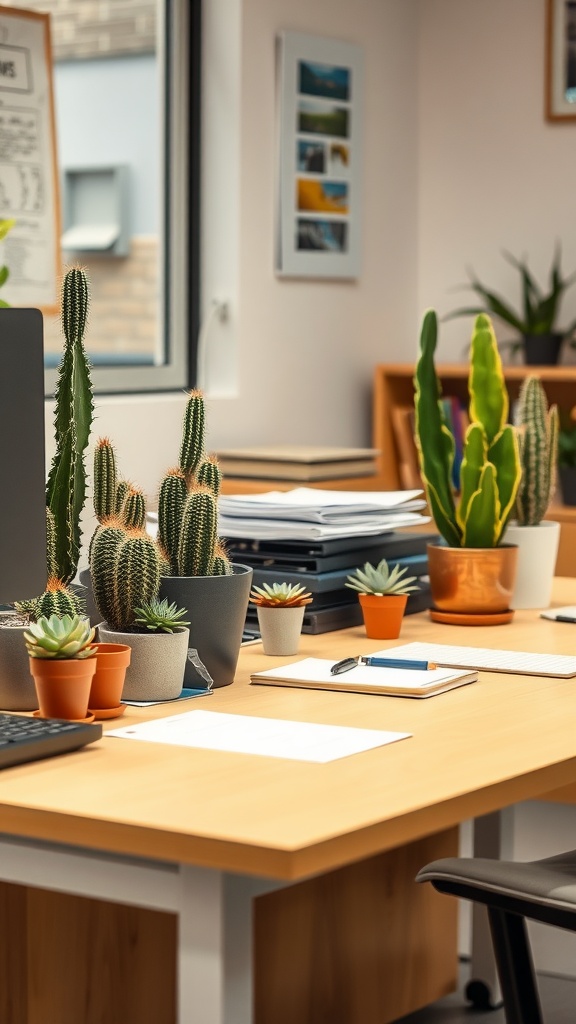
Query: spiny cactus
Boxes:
[
  {"xmin": 93, "ymin": 437, "xmax": 147, "ymax": 531},
  {"xmin": 46, "ymin": 508, "xmax": 58, "ymax": 579},
  {"xmin": 514, "ymin": 376, "xmax": 559, "ymax": 526},
  {"xmin": 90, "ymin": 522, "xmax": 162, "ymax": 632},
  {"xmin": 122, "ymin": 488, "xmax": 147, "ymax": 530},
  {"xmin": 35, "ymin": 577, "xmax": 84, "ymax": 619},
  {"xmin": 157, "ymin": 391, "xmax": 231, "ymax": 577},
  {"xmin": 45, "ymin": 267, "xmax": 94, "ymax": 584}
]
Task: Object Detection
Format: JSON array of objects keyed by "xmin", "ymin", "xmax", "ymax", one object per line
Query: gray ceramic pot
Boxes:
[
  {"xmin": 96, "ymin": 624, "xmax": 190, "ymax": 702},
  {"xmin": 159, "ymin": 564, "xmax": 253, "ymax": 688},
  {"xmin": 0, "ymin": 614, "xmax": 38, "ymax": 711}
]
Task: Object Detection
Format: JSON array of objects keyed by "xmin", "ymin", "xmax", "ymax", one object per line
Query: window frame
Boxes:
[{"xmin": 44, "ymin": 0, "xmax": 200, "ymax": 397}]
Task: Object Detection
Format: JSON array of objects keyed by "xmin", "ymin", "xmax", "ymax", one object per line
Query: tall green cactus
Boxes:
[
  {"xmin": 157, "ymin": 390, "xmax": 231, "ymax": 576},
  {"xmin": 90, "ymin": 521, "xmax": 161, "ymax": 632},
  {"xmin": 45, "ymin": 267, "xmax": 94, "ymax": 584},
  {"xmin": 514, "ymin": 376, "xmax": 559, "ymax": 525},
  {"xmin": 414, "ymin": 311, "xmax": 522, "ymax": 547}
]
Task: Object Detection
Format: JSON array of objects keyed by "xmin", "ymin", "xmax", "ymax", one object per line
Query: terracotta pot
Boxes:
[
  {"xmin": 358, "ymin": 593, "xmax": 408, "ymax": 640},
  {"xmin": 256, "ymin": 605, "xmax": 305, "ymax": 656},
  {"xmin": 89, "ymin": 643, "xmax": 132, "ymax": 711},
  {"xmin": 29, "ymin": 657, "xmax": 97, "ymax": 721},
  {"xmin": 427, "ymin": 543, "xmax": 518, "ymax": 614}
]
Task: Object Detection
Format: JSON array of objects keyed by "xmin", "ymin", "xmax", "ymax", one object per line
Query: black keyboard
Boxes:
[{"xmin": 0, "ymin": 713, "xmax": 102, "ymax": 769}]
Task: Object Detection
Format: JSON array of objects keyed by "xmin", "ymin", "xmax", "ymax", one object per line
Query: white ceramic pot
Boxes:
[
  {"xmin": 96, "ymin": 624, "xmax": 190, "ymax": 702},
  {"xmin": 503, "ymin": 520, "xmax": 560, "ymax": 610},
  {"xmin": 256, "ymin": 606, "xmax": 305, "ymax": 656}
]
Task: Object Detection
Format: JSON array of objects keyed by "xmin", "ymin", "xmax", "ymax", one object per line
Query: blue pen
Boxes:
[{"xmin": 360, "ymin": 656, "xmax": 436, "ymax": 671}]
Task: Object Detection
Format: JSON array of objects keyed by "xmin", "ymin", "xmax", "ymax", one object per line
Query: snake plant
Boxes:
[{"xmin": 414, "ymin": 311, "xmax": 521, "ymax": 548}]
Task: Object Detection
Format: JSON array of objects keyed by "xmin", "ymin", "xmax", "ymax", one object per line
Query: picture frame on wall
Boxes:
[
  {"xmin": 276, "ymin": 31, "xmax": 364, "ymax": 279},
  {"xmin": 546, "ymin": 0, "xmax": 576, "ymax": 120}
]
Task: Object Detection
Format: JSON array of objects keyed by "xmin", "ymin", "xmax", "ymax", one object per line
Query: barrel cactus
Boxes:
[
  {"xmin": 90, "ymin": 521, "xmax": 162, "ymax": 632},
  {"xmin": 414, "ymin": 311, "xmax": 522, "ymax": 548},
  {"xmin": 513, "ymin": 376, "xmax": 558, "ymax": 526}
]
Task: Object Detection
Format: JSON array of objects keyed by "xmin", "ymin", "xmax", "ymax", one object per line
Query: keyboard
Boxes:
[{"xmin": 0, "ymin": 713, "xmax": 102, "ymax": 769}]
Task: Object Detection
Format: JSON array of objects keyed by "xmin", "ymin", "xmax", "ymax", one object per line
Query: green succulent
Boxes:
[
  {"xmin": 133, "ymin": 598, "xmax": 190, "ymax": 633},
  {"xmin": 345, "ymin": 559, "xmax": 420, "ymax": 597},
  {"xmin": 249, "ymin": 582, "xmax": 313, "ymax": 607},
  {"xmin": 24, "ymin": 614, "xmax": 96, "ymax": 660}
]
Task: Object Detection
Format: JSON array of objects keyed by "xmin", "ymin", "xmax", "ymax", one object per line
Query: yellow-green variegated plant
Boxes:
[
  {"xmin": 414, "ymin": 311, "xmax": 521, "ymax": 548},
  {"xmin": 0, "ymin": 218, "xmax": 15, "ymax": 307}
]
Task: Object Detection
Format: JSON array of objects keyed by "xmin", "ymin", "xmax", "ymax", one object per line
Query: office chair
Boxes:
[{"xmin": 416, "ymin": 849, "xmax": 576, "ymax": 1024}]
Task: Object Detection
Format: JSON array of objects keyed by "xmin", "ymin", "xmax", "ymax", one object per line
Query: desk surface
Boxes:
[{"xmin": 2, "ymin": 578, "xmax": 576, "ymax": 881}]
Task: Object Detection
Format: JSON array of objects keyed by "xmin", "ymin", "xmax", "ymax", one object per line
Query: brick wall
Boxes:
[{"xmin": 8, "ymin": 0, "xmax": 157, "ymax": 61}]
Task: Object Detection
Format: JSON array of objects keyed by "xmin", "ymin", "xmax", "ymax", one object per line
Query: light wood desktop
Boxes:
[{"xmin": 3, "ymin": 578, "xmax": 576, "ymax": 1024}]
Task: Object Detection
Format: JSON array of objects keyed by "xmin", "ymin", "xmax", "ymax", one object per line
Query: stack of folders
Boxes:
[
  {"xmin": 216, "ymin": 446, "xmax": 380, "ymax": 481},
  {"xmin": 219, "ymin": 488, "xmax": 435, "ymax": 634},
  {"xmin": 250, "ymin": 658, "xmax": 478, "ymax": 698}
]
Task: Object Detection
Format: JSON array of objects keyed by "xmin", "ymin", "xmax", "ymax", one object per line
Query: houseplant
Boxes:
[
  {"xmin": 503, "ymin": 376, "xmax": 560, "ymax": 609},
  {"xmin": 446, "ymin": 246, "xmax": 576, "ymax": 365},
  {"xmin": 249, "ymin": 582, "xmax": 312, "ymax": 655},
  {"xmin": 156, "ymin": 390, "xmax": 253, "ymax": 687},
  {"xmin": 24, "ymin": 613, "xmax": 97, "ymax": 721},
  {"xmin": 557, "ymin": 410, "xmax": 576, "ymax": 506},
  {"xmin": 345, "ymin": 559, "xmax": 419, "ymax": 639},
  {"xmin": 414, "ymin": 310, "xmax": 522, "ymax": 620},
  {"xmin": 89, "ymin": 519, "xmax": 190, "ymax": 702}
]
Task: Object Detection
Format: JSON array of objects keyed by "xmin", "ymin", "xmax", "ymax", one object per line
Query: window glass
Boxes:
[{"xmin": 4, "ymin": 0, "xmax": 193, "ymax": 393}]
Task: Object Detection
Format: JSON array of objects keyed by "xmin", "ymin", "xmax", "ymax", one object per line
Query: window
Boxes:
[{"xmin": 9, "ymin": 0, "xmax": 199, "ymax": 394}]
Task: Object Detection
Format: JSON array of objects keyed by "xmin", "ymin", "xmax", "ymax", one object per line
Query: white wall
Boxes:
[
  {"xmin": 418, "ymin": 0, "xmax": 576, "ymax": 361},
  {"xmin": 68, "ymin": 0, "xmax": 420, "ymax": 510}
]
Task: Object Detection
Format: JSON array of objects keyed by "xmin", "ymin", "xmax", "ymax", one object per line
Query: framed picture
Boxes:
[
  {"xmin": 276, "ymin": 31, "xmax": 364, "ymax": 279},
  {"xmin": 546, "ymin": 0, "xmax": 576, "ymax": 120}
]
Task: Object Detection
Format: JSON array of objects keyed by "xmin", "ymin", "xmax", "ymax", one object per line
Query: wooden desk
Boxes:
[{"xmin": 3, "ymin": 579, "xmax": 576, "ymax": 1024}]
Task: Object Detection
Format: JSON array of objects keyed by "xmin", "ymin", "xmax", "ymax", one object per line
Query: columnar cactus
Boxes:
[
  {"xmin": 414, "ymin": 311, "xmax": 522, "ymax": 547},
  {"xmin": 93, "ymin": 437, "xmax": 118, "ymax": 521},
  {"xmin": 514, "ymin": 376, "xmax": 559, "ymax": 526},
  {"xmin": 157, "ymin": 390, "xmax": 231, "ymax": 576},
  {"xmin": 45, "ymin": 267, "xmax": 94, "ymax": 584},
  {"xmin": 36, "ymin": 577, "xmax": 84, "ymax": 619},
  {"xmin": 122, "ymin": 488, "xmax": 147, "ymax": 530},
  {"xmin": 90, "ymin": 521, "xmax": 161, "ymax": 632}
]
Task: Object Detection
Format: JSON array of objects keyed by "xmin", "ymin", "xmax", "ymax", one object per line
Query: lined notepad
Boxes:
[
  {"xmin": 250, "ymin": 658, "xmax": 477, "ymax": 698},
  {"xmin": 380, "ymin": 643, "xmax": 576, "ymax": 679}
]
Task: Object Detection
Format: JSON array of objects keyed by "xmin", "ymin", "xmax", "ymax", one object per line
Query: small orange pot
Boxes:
[
  {"xmin": 89, "ymin": 643, "xmax": 132, "ymax": 711},
  {"xmin": 29, "ymin": 657, "xmax": 97, "ymax": 721},
  {"xmin": 358, "ymin": 593, "xmax": 408, "ymax": 640}
]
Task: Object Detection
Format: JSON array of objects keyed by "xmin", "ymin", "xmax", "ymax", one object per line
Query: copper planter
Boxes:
[{"xmin": 427, "ymin": 544, "xmax": 518, "ymax": 614}]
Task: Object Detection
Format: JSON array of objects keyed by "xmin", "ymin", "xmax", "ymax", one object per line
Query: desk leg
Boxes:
[
  {"xmin": 178, "ymin": 867, "xmax": 282, "ymax": 1024},
  {"xmin": 468, "ymin": 809, "xmax": 514, "ymax": 1009}
]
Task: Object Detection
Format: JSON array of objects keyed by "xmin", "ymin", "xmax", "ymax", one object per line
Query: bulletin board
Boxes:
[{"xmin": 0, "ymin": 6, "xmax": 61, "ymax": 311}]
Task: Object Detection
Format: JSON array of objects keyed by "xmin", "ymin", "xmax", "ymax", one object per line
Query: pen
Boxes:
[
  {"xmin": 360, "ymin": 656, "xmax": 436, "ymax": 671},
  {"xmin": 555, "ymin": 616, "xmax": 576, "ymax": 624}
]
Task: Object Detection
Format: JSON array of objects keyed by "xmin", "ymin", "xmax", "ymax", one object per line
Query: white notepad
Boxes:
[
  {"xmin": 379, "ymin": 642, "xmax": 576, "ymax": 679},
  {"xmin": 250, "ymin": 658, "xmax": 477, "ymax": 698}
]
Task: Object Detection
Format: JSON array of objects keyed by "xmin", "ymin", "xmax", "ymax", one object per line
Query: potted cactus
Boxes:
[
  {"xmin": 345, "ymin": 559, "xmax": 419, "ymax": 639},
  {"xmin": 249, "ymin": 582, "xmax": 312, "ymax": 655},
  {"xmin": 156, "ymin": 390, "xmax": 253, "ymax": 687},
  {"xmin": 24, "ymin": 613, "xmax": 97, "ymax": 721},
  {"xmin": 503, "ymin": 377, "xmax": 560, "ymax": 609},
  {"xmin": 414, "ymin": 311, "xmax": 522, "ymax": 620},
  {"xmin": 0, "ymin": 266, "xmax": 94, "ymax": 709}
]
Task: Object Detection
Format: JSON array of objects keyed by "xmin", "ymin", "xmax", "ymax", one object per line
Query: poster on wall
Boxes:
[
  {"xmin": 276, "ymin": 31, "xmax": 364, "ymax": 279},
  {"xmin": 546, "ymin": 0, "xmax": 576, "ymax": 120},
  {"xmin": 0, "ymin": 7, "xmax": 61, "ymax": 311}
]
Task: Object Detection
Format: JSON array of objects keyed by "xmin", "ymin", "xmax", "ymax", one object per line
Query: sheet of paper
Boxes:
[
  {"xmin": 251, "ymin": 657, "xmax": 469, "ymax": 690},
  {"xmin": 379, "ymin": 642, "xmax": 576, "ymax": 678},
  {"xmin": 108, "ymin": 710, "xmax": 411, "ymax": 763},
  {"xmin": 540, "ymin": 606, "xmax": 576, "ymax": 622}
]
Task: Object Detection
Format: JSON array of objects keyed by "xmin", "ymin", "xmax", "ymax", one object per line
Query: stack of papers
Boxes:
[{"xmin": 219, "ymin": 487, "xmax": 430, "ymax": 541}]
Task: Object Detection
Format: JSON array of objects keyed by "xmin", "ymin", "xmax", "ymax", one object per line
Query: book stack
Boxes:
[
  {"xmin": 218, "ymin": 486, "xmax": 435, "ymax": 634},
  {"xmin": 216, "ymin": 446, "xmax": 379, "ymax": 482}
]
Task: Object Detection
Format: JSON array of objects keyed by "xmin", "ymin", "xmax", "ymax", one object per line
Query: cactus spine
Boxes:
[
  {"xmin": 157, "ymin": 391, "xmax": 231, "ymax": 576},
  {"xmin": 36, "ymin": 577, "xmax": 84, "ymax": 619},
  {"xmin": 45, "ymin": 267, "xmax": 94, "ymax": 584},
  {"xmin": 514, "ymin": 376, "xmax": 559, "ymax": 526},
  {"xmin": 90, "ymin": 522, "xmax": 161, "ymax": 632}
]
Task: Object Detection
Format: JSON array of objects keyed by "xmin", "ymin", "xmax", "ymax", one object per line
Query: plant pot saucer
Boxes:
[
  {"xmin": 89, "ymin": 704, "xmax": 126, "ymax": 720},
  {"xmin": 429, "ymin": 609, "xmax": 515, "ymax": 626},
  {"xmin": 33, "ymin": 710, "xmax": 96, "ymax": 724}
]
